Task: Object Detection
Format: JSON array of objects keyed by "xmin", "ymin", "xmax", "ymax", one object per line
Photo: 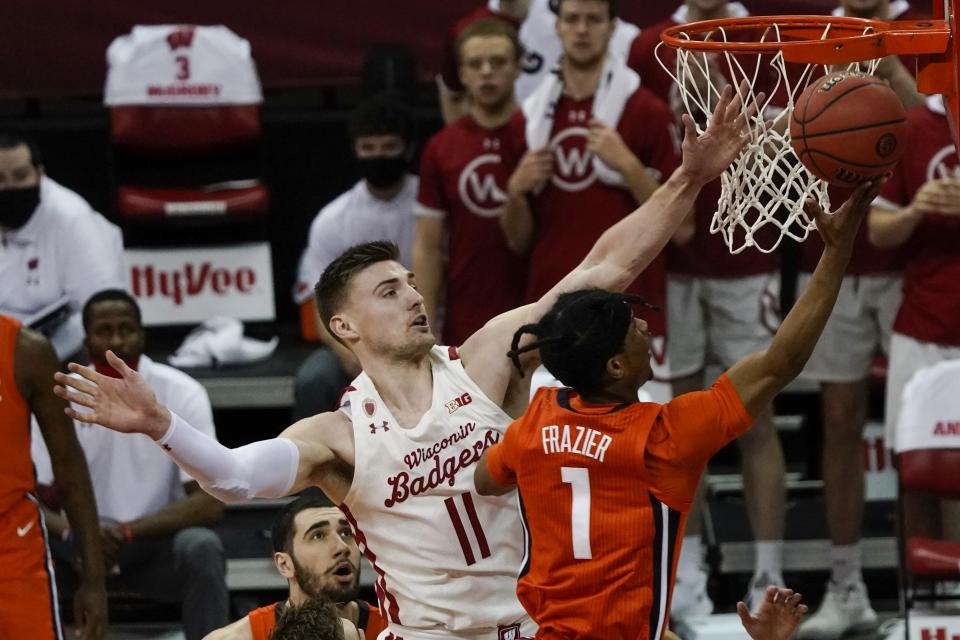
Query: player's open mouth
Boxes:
[
  {"xmin": 411, "ymin": 315, "xmax": 429, "ymax": 329},
  {"xmin": 331, "ymin": 561, "xmax": 355, "ymax": 581}
]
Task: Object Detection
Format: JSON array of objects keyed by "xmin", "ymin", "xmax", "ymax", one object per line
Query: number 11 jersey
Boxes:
[
  {"xmin": 339, "ymin": 345, "xmax": 531, "ymax": 639},
  {"xmin": 485, "ymin": 375, "xmax": 752, "ymax": 639}
]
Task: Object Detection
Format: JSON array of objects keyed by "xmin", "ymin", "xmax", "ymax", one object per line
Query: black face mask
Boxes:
[
  {"xmin": 0, "ymin": 185, "xmax": 40, "ymax": 230},
  {"xmin": 357, "ymin": 156, "xmax": 408, "ymax": 189}
]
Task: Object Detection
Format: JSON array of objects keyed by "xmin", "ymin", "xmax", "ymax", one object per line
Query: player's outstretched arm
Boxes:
[
  {"xmin": 726, "ymin": 179, "xmax": 884, "ymax": 417},
  {"xmin": 737, "ymin": 586, "xmax": 808, "ymax": 640},
  {"xmin": 55, "ymin": 350, "xmax": 341, "ymax": 503}
]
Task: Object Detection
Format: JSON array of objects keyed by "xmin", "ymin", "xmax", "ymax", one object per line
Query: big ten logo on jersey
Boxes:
[
  {"xmin": 458, "ymin": 145, "xmax": 508, "ymax": 217},
  {"xmin": 551, "ymin": 110, "xmax": 596, "ymax": 192},
  {"xmin": 446, "ymin": 392, "xmax": 472, "ymax": 414},
  {"xmin": 927, "ymin": 144, "xmax": 960, "ymax": 181}
]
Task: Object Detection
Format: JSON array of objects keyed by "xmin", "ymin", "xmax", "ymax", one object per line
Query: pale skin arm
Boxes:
[
  {"xmin": 53, "ymin": 350, "xmax": 352, "ymax": 503},
  {"xmin": 725, "ymin": 179, "xmax": 885, "ymax": 417},
  {"xmin": 874, "ymin": 55, "xmax": 924, "ymax": 110},
  {"xmin": 202, "ymin": 617, "xmax": 254, "ymax": 640},
  {"xmin": 500, "ymin": 147, "xmax": 553, "ymax": 254},
  {"xmin": 412, "ymin": 215, "xmax": 447, "ymax": 331},
  {"xmin": 737, "ymin": 586, "xmax": 808, "ymax": 640}
]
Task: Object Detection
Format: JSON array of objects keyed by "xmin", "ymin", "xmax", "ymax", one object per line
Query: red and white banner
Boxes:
[
  {"xmin": 126, "ymin": 243, "xmax": 275, "ymax": 326},
  {"xmin": 910, "ymin": 614, "xmax": 960, "ymax": 640}
]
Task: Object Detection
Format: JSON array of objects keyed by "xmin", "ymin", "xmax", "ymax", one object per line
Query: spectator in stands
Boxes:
[
  {"xmin": 868, "ymin": 93, "xmax": 960, "ymax": 622},
  {"xmin": 1, "ymin": 314, "xmax": 107, "ymax": 640},
  {"xmin": 292, "ymin": 95, "xmax": 419, "ymax": 419},
  {"xmin": 662, "ymin": 71, "xmax": 786, "ymax": 618},
  {"xmin": 35, "ymin": 290, "xmax": 227, "ymax": 640},
  {"xmin": 437, "ymin": 0, "xmax": 530, "ymax": 123},
  {"xmin": 0, "ymin": 133, "xmax": 125, "ymax": 360},
  {"xmin": 794, "ymin": 4, "xmax": 927, "ymax": 636},
  {"xmin": 271, "ymin": 598, "xmax": 356, "ymax": 640},
  {"xmin": 204, "ymin": 494, "xmax": 386, "ymax": 640},
  {"xmin": 501, "ymin": 0, "xmax": 685, "ymax": 402},
  {"xmin": 414, "ymin": 19, "xmax": 527, "ymax": 346}
]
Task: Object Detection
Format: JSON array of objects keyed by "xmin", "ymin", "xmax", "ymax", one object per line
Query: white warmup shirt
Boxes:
[
  {"xmin": 340, "ymin": 345, "xmax": 531, "ymax": 639},
  {"xmin": 294, "ymin": 175, "xmax": 419, "ymax": 304},
  {"xmin": 515, "ymin": 0, "xmax": 640, "ymax": 100},
  {"xmin": 32, "ymin": 355, "xmax": 216, "ymax": 522},
  {"xmin": 0, "ymin": 176, "xmax": 125, "ymax": 358}
]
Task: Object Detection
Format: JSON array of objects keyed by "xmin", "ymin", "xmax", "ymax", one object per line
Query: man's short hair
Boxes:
[
  {"xmin": 348, "ymin": 94, "xmax": 413, "ymax": 143},
  {"xmin": 313, "ymin": 241, "xmax": 401, "ymax": 339},
  {"xmin": 82, "ymin": 289, "xmax": 143, "ymax": 332},
  {"xmin": 272, "ymin": 598, "xmax": 344, "ymax": 640},
  {"xmin": 0, "ymin": 133, "xmax": 43, "ymax": 168},
  {"xmin": 456, "ymin": 18, "xmax": 523, "ymax": 64},
  {"xmin": 557, "ymin": 0, "xmax": 618, "ymax": 19},
  {"xmin": 271, "ymin": 493, "xmax": 337, "ymax": 554}
]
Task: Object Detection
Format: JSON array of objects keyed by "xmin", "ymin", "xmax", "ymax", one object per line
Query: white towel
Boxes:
[
  {"xmin": 168, "ymin": 316, "xmax": 278, "ymax": 368},
  {"xmin": 522, "ymin": 53, "xmax": 641, "ymax": 188}
]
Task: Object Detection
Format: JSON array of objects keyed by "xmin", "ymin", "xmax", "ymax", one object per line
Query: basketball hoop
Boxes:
[{"xmin": 658, "ymin": 15, "xmax": 952, "ymax": 254}]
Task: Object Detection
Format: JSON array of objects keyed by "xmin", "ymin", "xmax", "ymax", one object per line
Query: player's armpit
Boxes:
[
  {"xmin": 475, "ymin": 447, "xmax": 516, "ymax": 496},
  {"xmin": 279, "ymin": 411, "xmax": 351, "ymax": 498}
]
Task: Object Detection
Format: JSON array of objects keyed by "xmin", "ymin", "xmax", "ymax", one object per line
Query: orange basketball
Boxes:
[{"xmin": 790, "ymin": 72, "xmax": 907, "ymax": 186}]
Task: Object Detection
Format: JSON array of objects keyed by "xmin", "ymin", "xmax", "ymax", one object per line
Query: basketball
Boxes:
[{"xmin": 790, "ymin": 72, "xmax": 908, "ymax": 186}]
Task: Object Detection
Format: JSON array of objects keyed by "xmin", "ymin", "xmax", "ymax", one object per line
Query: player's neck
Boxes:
[
  {"xmin": 358, "ymin": 351, "xmax": 435, "ymax": 427},
  {"xmin": 561, "ymin": 56, "xmax": 603, "ymax": 100},
  {"xmin": 471, "ymin": 98, "xmax": 517, "ymax": 129},
  {"xmin": 578, "ymin": 385, "xmax": 638, "ymax": 405}
]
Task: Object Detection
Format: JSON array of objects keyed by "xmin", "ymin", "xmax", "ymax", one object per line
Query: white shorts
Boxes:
[
  {"xmin": 667, "ymin": 272, "xmax": 780, "ymax": 377},
  {"xmin": 797, "ymin": 273, "xmax": 902, "ymax": 383},
  {"xmin": 884, "ymin": 332, "xmax": 960, "ymax": 447}
]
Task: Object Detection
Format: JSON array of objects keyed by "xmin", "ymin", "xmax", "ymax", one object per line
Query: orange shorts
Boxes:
[{"xmin": 0, "ymin": 496, "xmax": 62, "ymax": 639}]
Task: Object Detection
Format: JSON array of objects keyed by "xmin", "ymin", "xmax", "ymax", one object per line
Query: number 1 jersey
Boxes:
[{"xmin": 485, "ymin": 375, "xmax": 752, "ymax": 639}]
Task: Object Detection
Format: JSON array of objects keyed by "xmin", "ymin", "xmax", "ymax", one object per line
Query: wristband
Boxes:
[{"xmin": 120, "ymin": 523, "xmax": 135, "ymax": 544}]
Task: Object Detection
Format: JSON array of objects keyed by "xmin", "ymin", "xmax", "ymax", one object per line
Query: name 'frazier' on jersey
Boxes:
[{"xmin": 541, "ymin": 424, "xmax": 613, "ymax": 462}]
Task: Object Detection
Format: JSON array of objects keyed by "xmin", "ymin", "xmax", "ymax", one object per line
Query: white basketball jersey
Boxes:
[{"xmin": 340, "ymin": 346, "xmax": 531, "ymax": 639}]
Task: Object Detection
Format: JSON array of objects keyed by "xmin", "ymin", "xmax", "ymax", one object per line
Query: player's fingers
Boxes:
[
  {"xmin": 105, "ymin": 350, "xmax": 134, "ymax": 378},
  {"xmin": 787, "ymin": 592, "xmax": 803, "ymax": 609},
  {"xmin": 58, "ymin": 386, "xmax": 98, "ymax": 410},
  {"xmin": 736, "ymin": 601, "xmax": 752, "ymax": 625},
  {"xmin": 65, "ymin": 361, "xmax": 105, "ymax": 386},
  {"xmin": 55, "ymin": 371, "xmax": 99, "ymax": 398},
  {"xmin": 795, "ymin": 603, "xmax": 809, "ymax": 617},
  {"xmin": 804, "ymin": 196, "xmax": 825, "ymax": 222},
  {"xmin": 713, "ymin": 84, "xmax": 734, "ymax": 123},
  {"xmin": 680, "ymin": 113, "xmax": 698, "ymax": 142},
  {"xmin": 65, "ymin": 405, "xmax": 98, "ymax": 424}
]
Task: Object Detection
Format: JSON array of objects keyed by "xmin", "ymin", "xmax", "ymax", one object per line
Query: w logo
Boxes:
[
  {"xmin": 458, "ymin": 154, "xmax": 507, "ymax": 217},
  {"xmin": 927, "ymin": 144, "xmax": 960, "ymax": 180},
  {"xmin": 551, "ymin": 127, "xmax": 596, "ymax": 192},
  {"xmin": 166, "ymin": 27, "xmax": 196, "ymax": 51}
]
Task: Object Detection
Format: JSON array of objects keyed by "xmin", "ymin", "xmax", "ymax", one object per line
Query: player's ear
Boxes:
[
  {"xmin": 274, "ymin": 552, "xmax": 295, "ymax": 579},
  {"xmin": 605, "ymin": 354, "xmax": 625, "ymax": 381},
  {"xmin": 329, "ymin": 314, "xmax": 358, "ymax": 343}
]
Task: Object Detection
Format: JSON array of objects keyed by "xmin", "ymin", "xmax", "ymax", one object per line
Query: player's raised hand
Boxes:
[
  {"xmin": 809, "ymin": 177, "xmax": 886, "ymax": 249},
  {"xmin": 910, "ymin": 177, "xmax": 960, "ymax": 216},
  {"xmin": 54, "ymin": 350, "xmax": 172, "ymax": 440},
  {"xmin": 738, "ymin": 586, "xmax": 808, "ymax": 640},
  {"xmin": 679, "ymin": 80, "xmax": 765, "ymax": 186},
  {"xmin": 508, "ymin": 147, "xmax": 553, "ymax": 196}
]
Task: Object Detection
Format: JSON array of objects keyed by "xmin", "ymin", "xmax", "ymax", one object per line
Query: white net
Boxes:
[{"xmin": 658, "ymin": 22, "xmax": 880, "ymax": 254}]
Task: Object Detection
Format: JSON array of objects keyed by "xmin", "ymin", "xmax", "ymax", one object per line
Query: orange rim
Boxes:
[{"xmin": 659, "ymin": 15, "xmax": 950, "ymax": 64}]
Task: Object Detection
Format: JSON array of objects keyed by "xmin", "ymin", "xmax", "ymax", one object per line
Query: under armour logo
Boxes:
[
  {"xmin": 482, "ymin": 138, "xmax": 501, "ymax": 151},
  {"xmin": 567, "ymin": 110, "xmax": 588, "ymax": 123},
  {"xmin": 162, "ymin": 444, "xmax": 172, "ymax": 451},
  {"xmin": 369, "ymin": 421, "xmax": 390, "ymax": 434}
]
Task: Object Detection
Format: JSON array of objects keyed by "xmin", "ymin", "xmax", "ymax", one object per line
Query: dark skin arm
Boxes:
[
  {"xmin": 16, "ymin": 327, "xmax": 107, "ymax": 640},
  {"xmin": 475, "ymin": 449, "xmax": 513, "ymax": 497}
]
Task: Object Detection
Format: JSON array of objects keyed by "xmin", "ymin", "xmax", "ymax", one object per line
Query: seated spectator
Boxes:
[
  {"xmin": 204, "ymin": 495, "xmax": 386, "ymax": 640},
  {"xmin": 272, "ymin": 598, "xmax": 357, "ymax": 640},
  {"xmin": 34, "ymin": 289, "xmax": 227, "ymax": 640},
  {"xmin": 292, "ymin": 95, "xmax": 419, "ymax": 419},
  {"xmin": 414, "ymin": 19, "xmax": 527, "ymax": 345},
  {"xmin": 0, "ymin": 133, "xmax": 125, "ymax": 360}
]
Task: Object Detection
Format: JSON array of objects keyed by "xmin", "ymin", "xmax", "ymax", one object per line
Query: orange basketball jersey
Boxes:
[
  {"xmin": 485, "ymin": 374, "xmax": 752, "ymax": 640},
  {"xmin": 0, "ymin": 315, "xmax": 34, "ymax": 516}
]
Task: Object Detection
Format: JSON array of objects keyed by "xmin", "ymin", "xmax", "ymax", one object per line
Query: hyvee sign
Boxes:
[{"xmin": 126, "ymin": 243, "xmax": 275, "ymax": 325}]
